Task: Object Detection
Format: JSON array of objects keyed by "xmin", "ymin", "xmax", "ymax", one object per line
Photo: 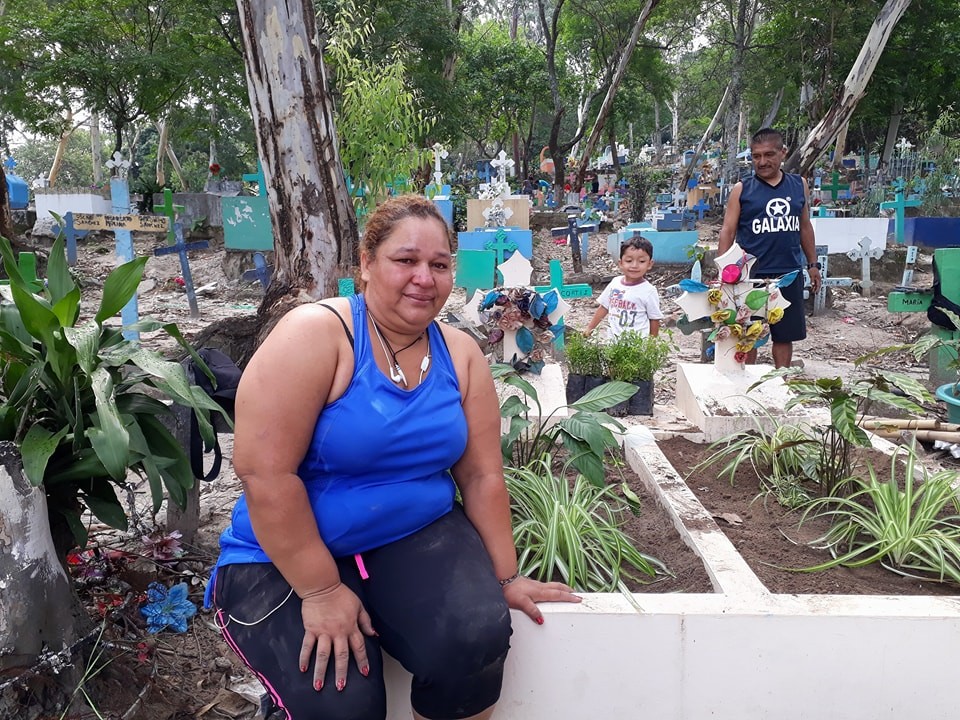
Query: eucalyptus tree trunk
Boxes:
[
  {"xmin": 156, "ymin": 119, "xmax": 169, "ymax": 186},
  {"xmin": 784, "ymin": 0, "xmax": 913, "ymax": 176},
  {"xmin": 235, "ymin": 0, "xmax": 358, "ymax": 333},
  {"xmin": 880, "ymin": 104, "xmax": 904, "ymax": 167},
  {"xmin": 0, "ymin": 443, "xmax": 84, "ymax": 713},
  {"xmin": 90, "ymin": 112, "xmax": 102, "ymax": 185},
  {"xmin": 0, "ymin": 172, "xmax": 13, "ymax": 241},
  {"xmin": 721, "ymin": 0, "xmax": 758, "ymax": 183},
  {"xmin": 761, "ymin": 87, "xmax": 784, "ymax": 128},
  {"xmin": 48, "ymin": 110, "xmax": 74, "ymax": 187},
  {"xmin": 832, "ymin": 121, "xmax": 850, "ymax": 168},
  {"xmin": 165, "ymin": 140, "xmax": 189, "ymax": 191},
  {"xmin": 681, "ymin": 84, "xmax": 731, "ymax": 191},
  {"xmin": 573, "ymin": 0, "xmax": 661, "ymax": 190}
]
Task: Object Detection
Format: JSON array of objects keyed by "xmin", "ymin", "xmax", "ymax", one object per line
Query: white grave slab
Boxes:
[
  {"xmin": 495, "ymin": 362, "xmax": 568, "ymax": 433},
  {"xmin": 810, "ymin": 217, "xmax": 890, "ymax": 255},
  {"xmin": 675, "ymin": 362, "xmax": 826, "ymax": 442}
]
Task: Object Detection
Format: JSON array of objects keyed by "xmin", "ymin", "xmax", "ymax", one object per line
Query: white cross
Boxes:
[
  {"xmin": 106, "ymin": 151, "xmax": 131, "ymax": 179},
  {"xmin": 490, "ymin": 150, "xmax": 514, "ymax": 185},
  {"xmin": 431, "ymin": 142, "xmax": 448, "ymax": 190},
  {"xmin": 896, "ymin": 137, "xmax": 913, "ymax": 154},
  {"xmin": 846, "ymin": 235, "xmax": 884, "ymax": 297},
  {"xmin": 482, "ymin": 197, "xmax": 514, "ymax": 227}
]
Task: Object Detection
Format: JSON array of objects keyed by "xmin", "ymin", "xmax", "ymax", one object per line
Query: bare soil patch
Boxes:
[{"xmin": 657, "ymin": 435, "xmax": 960, "ymax": 596}]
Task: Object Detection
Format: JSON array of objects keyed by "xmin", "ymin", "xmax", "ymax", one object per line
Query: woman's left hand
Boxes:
[{"xmin": 501, "ymin": 576, "xmax": 581, "ymax": 625}]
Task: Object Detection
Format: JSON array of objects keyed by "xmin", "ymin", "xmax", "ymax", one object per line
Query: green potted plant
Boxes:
[
  {"xmin": 603, "ymin": 331, "xmax": 673, "ymax": 416},
  {"xmin": 564, "ymin": 330, "xmax": 606, "ymax": 403},
  {"xmin": 0, "ymin": 232, "xmax": 228, "ymax": 558}
]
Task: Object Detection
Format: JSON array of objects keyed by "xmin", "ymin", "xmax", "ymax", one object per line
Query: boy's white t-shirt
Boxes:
[{"xmin": 597, "ymin": 276, "xmax": 664, "ymax": 340}]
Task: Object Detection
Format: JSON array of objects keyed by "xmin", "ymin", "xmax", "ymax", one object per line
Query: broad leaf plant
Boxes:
[{"xmin": 0, "ymin": 231, "xmax": 227, "ymax": 553}]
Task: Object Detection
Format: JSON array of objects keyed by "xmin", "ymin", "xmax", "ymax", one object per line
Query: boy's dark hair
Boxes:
[
  {"xmin": 751, "ymin": 127, "xmax": 785, "ymax": 148},
  {"xmin": 622, "ymin": 234, "xmax": 654, "ymax": 259}
]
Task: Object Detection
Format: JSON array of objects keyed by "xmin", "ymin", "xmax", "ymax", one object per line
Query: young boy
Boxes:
[{"xmin": 584, "ymin": 236, "xmax": 663, "ymax": 340}]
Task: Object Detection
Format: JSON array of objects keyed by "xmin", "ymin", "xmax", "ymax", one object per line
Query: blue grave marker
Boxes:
[
  {"xmin": 55, "ymin": 212, "xmax": 89, "ymax": 266},
  {"xmin": 551, "ymin": 215, "xmax": 596, "ymax": 274},
  {"xmin": 111, "ymin": 177, "xmax": 139, "ymax": 341},
  {"xmin": 691, "ymin": 197, "xmax": 710, "ymax": 220},
  {"xmin": 457, "ymin": 227, "xmax": 533, "ymax": 259},
  {"xmin": 241, "ymin": 252, "xmax": 274, "ymax": 289},
  {"xmin": 153, "ymin": 222, "xmax": 208, "ymax": 319}
]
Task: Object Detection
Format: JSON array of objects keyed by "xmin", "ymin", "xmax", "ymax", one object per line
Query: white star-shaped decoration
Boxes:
[
  {"xmin": 497, "ymin": 251, "xmax": 532, "ymax": 287},
  {"xmin": 766, "ymin": 198, "xmax": 790, "ymax": 216},
  {"xmin": 462, "ymin": 290, "xmax": 485, "ymax": 326}
]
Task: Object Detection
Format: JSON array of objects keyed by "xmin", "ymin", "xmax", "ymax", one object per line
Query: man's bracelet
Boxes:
[
  {"xmin": 499, "ymin": 572, "xmax": 521, "ymax": 587},
  {"xmin": 806, "ymin": 261, "xmax": 822, "ymax": 270}
]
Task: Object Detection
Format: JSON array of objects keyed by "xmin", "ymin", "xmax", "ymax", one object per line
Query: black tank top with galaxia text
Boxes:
[{"xmin": 736, "ymin": 173, "xmax": 807, "ymax": 274}]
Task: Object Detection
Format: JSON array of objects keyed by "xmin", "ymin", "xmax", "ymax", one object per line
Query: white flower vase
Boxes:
[{"xmin": 714, "ymin": 335, "xmax": 746, "ymax": 375}]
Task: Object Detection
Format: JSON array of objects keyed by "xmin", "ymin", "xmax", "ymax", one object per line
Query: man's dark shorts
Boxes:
[{"xmin": 754, "ymin": 271, "xmax": 806, "ymax": 343}]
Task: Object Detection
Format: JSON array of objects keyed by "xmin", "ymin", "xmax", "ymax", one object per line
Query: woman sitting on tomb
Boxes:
[{"xmin": 206, "ymin": 194, "xmax": 579, "ymax": 720}]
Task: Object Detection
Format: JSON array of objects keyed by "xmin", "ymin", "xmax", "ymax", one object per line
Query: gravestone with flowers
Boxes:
[{"xmin": 670, "ymin": 244, "xmax": 820, "ymax": 441}]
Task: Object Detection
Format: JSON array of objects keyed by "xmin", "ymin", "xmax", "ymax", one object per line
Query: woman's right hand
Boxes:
[{"xmin": 298, "ymin": 583, "xmax": 376, "ymax": 692}]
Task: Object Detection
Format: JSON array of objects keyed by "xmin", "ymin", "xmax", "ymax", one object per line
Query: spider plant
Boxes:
[
  {"xmin": 689, "ymin": 407, "xmax": 819, "ymax": 508},
  {"xmin": 797, "ymin": 439, "xmax": 960, "ymax": 583},
  {"xmin": 505, "ymin": 453, "xmax": 668, "ymax": 592}
]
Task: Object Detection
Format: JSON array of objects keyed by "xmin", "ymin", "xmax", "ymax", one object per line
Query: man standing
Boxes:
[{"xmin": 718, "ymin": 127, "xmax": 821, "ymax": 368}]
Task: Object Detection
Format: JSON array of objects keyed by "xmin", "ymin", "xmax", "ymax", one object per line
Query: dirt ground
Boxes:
[{"xmin": 11, "ymin": 208, "xmax": 950, "ymax": 718}]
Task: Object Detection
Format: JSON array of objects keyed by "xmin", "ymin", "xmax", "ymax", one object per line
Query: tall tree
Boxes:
[
  {"xmin": 784, "ymin": 0, "xmax": 913, "ymax": 175},
  {"xmin": 235, "ymin": 0, "xmax": 357, "ymax": 327}
]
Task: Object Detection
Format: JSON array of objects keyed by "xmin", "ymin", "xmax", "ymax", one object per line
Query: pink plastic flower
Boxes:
[
  {"xmin": 716, "ymin": 326, "xmax": 731, "ymax": 341},
  {"xmin": 721, "ymin": 264, "xmax": 742, "ymax": 284},
  {"xmin": 734, "ymin": 351, "xmax": 748, "ymax": 364}
]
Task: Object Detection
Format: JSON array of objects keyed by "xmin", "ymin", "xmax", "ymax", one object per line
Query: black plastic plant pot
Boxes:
[
  {"xmin": 566, "ymin": 373, "xmax": 587, "ymax": 405},
  {"xmin": 627, "ymin": 380, "xmax": 654, "ymax": 416}
]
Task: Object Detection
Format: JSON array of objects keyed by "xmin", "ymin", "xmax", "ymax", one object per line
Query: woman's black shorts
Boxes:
[{"xmin": 212, "ymin": 506, "xmax": 513, "ymax": 720}]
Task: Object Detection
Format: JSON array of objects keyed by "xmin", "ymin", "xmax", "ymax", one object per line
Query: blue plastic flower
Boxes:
[{"xmin": 141, "ymin": 581, "xmax": 197, "ymax": 634}]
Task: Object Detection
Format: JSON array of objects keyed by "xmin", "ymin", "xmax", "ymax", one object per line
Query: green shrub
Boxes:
[{"xmin": 603, "ymin": 331, "xmax": 673, "ymax": 383}]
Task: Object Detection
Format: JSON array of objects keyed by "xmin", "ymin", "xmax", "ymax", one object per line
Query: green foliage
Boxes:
[
  {"xmin": 506, "ymin": 453, "xmax": 666, "ymax": 592},
  {"xmin": 325, "ymin": 0, "xmax": 433, "ymax": 216},
  {"xmin": 867, "ymin": 306, "xmax": 960, "ymax": 395},
  {"xmin": 692, "ymin": 408, "xmax": 819, "ymax": 510},
  {"xmin": 623, "ymin": 165, "xmax": 671, "ymax": 222},
  {"xmin": 0, "ymin": 230, "xmax": 228, "ymax": 552},
  {"xmin": 603, "ymin": 331, "xmax": 672, "ymax": 383},
  {"xmin": 564, "ymin": 331, "xmax": 605, "ymax": 376},
  {"xmin": 492, "ymin": 363, "xmax": 634, "ymax": 487},
  {"xmin": 798, "ymin": 440, "xmax": 960, "ymax": 584},
  {"xmin": 752, "ymin": 364, "xmax": 931, "ymax": 496}
]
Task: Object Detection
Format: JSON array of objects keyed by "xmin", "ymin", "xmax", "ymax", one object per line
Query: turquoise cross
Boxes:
[
  {"xmin": 153, "ymin": 188, "xmax": 185, "ymax": 245},
  {"xmin": 880, "ymin": 191, "xmax": 921, "ymax": 245},
  {"xmin": 243, "ymin": 161, "xmax": 268, "ymax": 198},
  {"xmin": 821, "ymin": 170, "xmax": 849, "ymax": 201}
]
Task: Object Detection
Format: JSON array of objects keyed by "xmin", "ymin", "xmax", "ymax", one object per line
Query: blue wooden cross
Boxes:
[
  {"xmin": 691, "ymin": 197, "xmax": 710, "ymax": 220},
  {"xmin": 552, "ymin": 215, "xmax": 597, "ymax": 274},
  {"xmin": 240, "ymin": 251, "xmax": 273, "ymax": 290},
  {"xmin": 153, "ymin": 222, "xmax": 209, "ymax": 319},
  {"xmin": 881, "ymin": 190, "xmax": 922, "ymax": 245},
  {"xmin": 111, "ymin": 177, "xmax": 140, "ymax": 341},
  {"xmin": 54, "ymin": 212, "xmax": 89, "ymax": 266},
  {"xmin": 243, "ymin": 161, "xmax": 268, "ymax": 197},
  {"xmin": 153, "ymin": 188, "xmax": 185, "ymax": 246}
]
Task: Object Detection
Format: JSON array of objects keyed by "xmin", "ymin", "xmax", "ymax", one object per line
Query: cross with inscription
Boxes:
[
  {"xmin": 846, "ymin": 235, "xmax": 884, "ymax": 298},
  {"xmin": 551, "ymin": 215, "xmax": 597, "ymax": 274},
  {"xmin": 153, "ymin": 188, "xmax": 185, "ymax": 246},
  {"xmin": 821, "ymin": 170, "xmax": 849, "ymax": 202},
  {"xmin": 153, "ymin": 222, "xmax": 209, "ymax": 319},
  {"xmin": 533, "ymin": 259, "xmax": 592, "ymax": 299},
  {"xmin": 880, "ymin": 190, "xmax": 921, "ymax": 245},
  {"xmin": 490, "ymin": 150, "xmax": 514, "ymax": 185}
]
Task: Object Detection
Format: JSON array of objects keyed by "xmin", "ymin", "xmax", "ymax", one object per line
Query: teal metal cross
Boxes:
[
  {"xmin": 880, "ymin": 190, "xmax": 922, "ymax": 245},
  {"xmin": 484, "ymin": 228, "xmax": 518, "ymax": 266},
  {"xmin": 243, "ymin": 161, "xmax": 268, "ymax": 198},
  {"xmin": 821, "ymin": 170, "xmax": 849, "ymax": 201},
  {"xmin": 153, "ymin": 188, "xmax": 185, "ymax": 245}
]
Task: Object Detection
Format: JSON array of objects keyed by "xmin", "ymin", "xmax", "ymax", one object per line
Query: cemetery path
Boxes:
[{"xmin": 37, "ymin": 216, "xmax": 937, "ymax": 718}]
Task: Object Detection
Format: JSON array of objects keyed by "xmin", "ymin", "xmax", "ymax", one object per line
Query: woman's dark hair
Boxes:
[
  {"xmin": 621, "ymin": 235, "xmax": 654, "ymax": 259},
  {"xmin": 360, "ymin": 194, "xmax": 453, "ymax": 259}
]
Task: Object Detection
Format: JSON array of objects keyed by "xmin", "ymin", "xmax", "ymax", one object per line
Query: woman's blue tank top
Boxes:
[
  {"xmin": 736, "ymin": 173, "xmax": 807, "ymax": 274},
  {"xmin": 204, "ymin": 294, "xmax": 467, "ymax": 607}
]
